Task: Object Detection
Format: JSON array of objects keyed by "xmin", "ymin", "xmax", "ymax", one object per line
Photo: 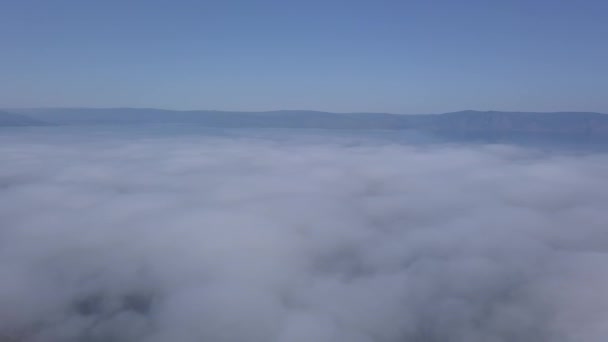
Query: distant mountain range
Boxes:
[
  {"xmin": 3, "ymin": 108, "xmax": 608, "ymax": 143},
  {"xmin": 0, "ymin": 110, "xmax": 48, "ymax": 126}
]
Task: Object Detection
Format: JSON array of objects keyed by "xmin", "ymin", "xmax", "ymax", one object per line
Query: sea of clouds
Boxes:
[{"xmin": 1, "ymin": 127, "xmax": 608, "ymax": 342}]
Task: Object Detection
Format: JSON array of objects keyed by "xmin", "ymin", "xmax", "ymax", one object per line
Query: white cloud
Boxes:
[{"xmin": 0, "ymin": 129, "xmax": 607, "ymax": 341}]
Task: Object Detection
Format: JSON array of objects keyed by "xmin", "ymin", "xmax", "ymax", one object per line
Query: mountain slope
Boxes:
[
  {"xmin": 422, "ymin": 110, "xmax": 608, "ymax": 141},
  {"xmin": 0, "ymin": 111, "xmax": 47, "ymax": 126},
  {"xmin": 9, "ymin": 108, "xmax": 608, "ymax": 142}
]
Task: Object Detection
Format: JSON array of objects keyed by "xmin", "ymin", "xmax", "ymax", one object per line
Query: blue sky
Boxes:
[{"xmin": 1, "ymin": 0, "xmax": 607, "ymax": 113}]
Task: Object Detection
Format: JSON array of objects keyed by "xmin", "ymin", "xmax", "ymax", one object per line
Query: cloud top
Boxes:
[{"xmin": 1, "ymin": 130, "xmax": 608, "ymax": 341}]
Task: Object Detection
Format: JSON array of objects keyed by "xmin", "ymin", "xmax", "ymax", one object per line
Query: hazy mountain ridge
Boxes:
[
  {"xmin": 5, "ymin": 108, "xmax": 608, "ymax": 142},
  {"xmin": 0, "ymin": 110, "xmax": 48, "ymax": 126}
]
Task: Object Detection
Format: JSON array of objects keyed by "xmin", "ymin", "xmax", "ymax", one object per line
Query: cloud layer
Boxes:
[{"xmin": 1, "ymin": 129, "xmax": 608, "ymax": 342}]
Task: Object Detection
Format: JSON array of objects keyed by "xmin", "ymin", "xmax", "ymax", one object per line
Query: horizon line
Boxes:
[{"xmin": 3, "ymin": 107, "xmax": 607, "ymax": 116}]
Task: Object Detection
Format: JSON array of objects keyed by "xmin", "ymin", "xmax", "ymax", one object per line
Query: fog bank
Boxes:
[{"xmin": 1, "ymin": 130, "xmax": 608, "ymax": 341}]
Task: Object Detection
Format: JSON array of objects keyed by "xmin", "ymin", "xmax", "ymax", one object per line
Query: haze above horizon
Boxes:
[{"xmin": 2, "ymin": 0, "xmax": 607, "ymax": 113}]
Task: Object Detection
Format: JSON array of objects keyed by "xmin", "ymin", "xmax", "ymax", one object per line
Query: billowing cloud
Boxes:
[{"xmin": 1, "ymin": 128, "xmax": 607, "ymax": 342}]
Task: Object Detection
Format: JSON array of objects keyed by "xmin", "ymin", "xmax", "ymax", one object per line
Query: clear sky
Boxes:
[{"xmin": 1, "ymin": 0, "xmax": 607, "ymax": 113}]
